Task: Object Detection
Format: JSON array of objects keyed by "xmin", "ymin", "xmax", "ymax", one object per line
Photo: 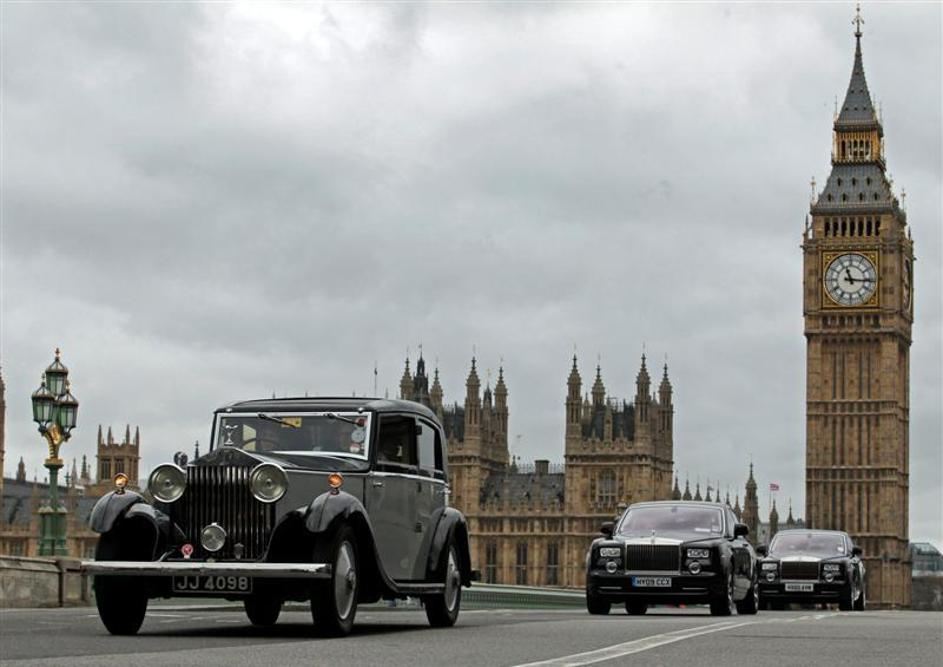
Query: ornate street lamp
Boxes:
[{"xmin": 30, "ymin": 348, "xmax": 79, "ymax": 556}]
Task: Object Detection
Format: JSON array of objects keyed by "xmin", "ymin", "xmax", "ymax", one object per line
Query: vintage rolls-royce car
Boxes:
[
  {"xmin": 756, "ymin": 529, "xmax": 865, "ymax": 611},
  {"xmin": 82, "ymin": 397, "xmax": 473, "ymax": 636},
  {"xmin": 586, "ymin": 501, "xmax": 759, "ymax": 616}
]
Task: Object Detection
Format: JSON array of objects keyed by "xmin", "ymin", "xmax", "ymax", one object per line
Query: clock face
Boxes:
[{"xmin": 824, "ymin": 253, "xmax": 878, "ymax": 306}]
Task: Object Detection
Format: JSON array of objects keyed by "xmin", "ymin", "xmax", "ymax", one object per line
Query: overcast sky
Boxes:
[{"xmin": 1, "ymin": 3, "xmax": 940, "ymax": 544}]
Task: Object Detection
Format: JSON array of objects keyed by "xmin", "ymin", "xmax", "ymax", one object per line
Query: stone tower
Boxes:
[
  {"xmin": 769, "ymin": 500, "xmax": 780, "ymax": 541},
  {"xmin": 91, "ymin": 424, "xmax": 141, "ymax": 494},
  {"xmin": 742, "ymin": 463, "xmax": 759, "ymax": 544},
  {"xmin": 803, "ymin": 10, "xmax": 912, "ymax": 607}
]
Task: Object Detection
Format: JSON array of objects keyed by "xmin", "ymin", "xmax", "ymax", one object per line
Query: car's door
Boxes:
[
  {"xmin": 368, "ymin": 414, "xmax": 424, "ymax": 581},
  {"xmin": 411, "ymin": 418, "xmax": 447, "ymax": 579}
]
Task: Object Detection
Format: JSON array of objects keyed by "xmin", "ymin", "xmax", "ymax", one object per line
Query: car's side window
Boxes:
[
  {"xmin": 417, "ymin": 419, "xmax": 437, "ymax": 477},
  {"xmin": 376, "ymin": 415, "xmax": 418, "ymax": 472}
]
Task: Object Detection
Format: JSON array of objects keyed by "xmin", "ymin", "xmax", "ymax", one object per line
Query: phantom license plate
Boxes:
[
  {"xmin": 632, "ymin": 576, "xmax": 672, "ymax": 588},
  {"xmin": 172, "ymin": 575, "xmax": 252, "ymax": 594},
  {"xmin": 784, "ymin": 582, "xmax": 815, "ymax": 592}
]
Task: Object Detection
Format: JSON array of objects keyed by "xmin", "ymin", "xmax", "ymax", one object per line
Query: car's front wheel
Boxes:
[
  {"xmin": 625, "ymin": 601, "xmax": 648, "ymax": 615},
  {"xmin": 709, "ymin": 568, "xmax": 734, "ymax": 616},
  {"xmin": 838, "ymin": 581, "xmax": 855, "ymax": 611},
  {"xmin": 424, "ymin": 543, "xmax": 462, "ymax": 627},
  {"xmin": 93, "ymin": 535, "xmax": 148, "ymax": 635},
  {"xmin": 311, "ymin": 526, "xmax": 359, "ymax": 636},
  {"xmin": 244, "ymin": 596, "xmax": 282, "ymax": 626},
  {"xmin": 853, "ymin": 580, "xmax": 866, "ymax": 611},
  {"xmin": 586, "ymin": 591, "xmax": 611, "ymax": 615},
  {"xmin": 735, "ymin": 572, "xmax": 759, "ymax": 615}
]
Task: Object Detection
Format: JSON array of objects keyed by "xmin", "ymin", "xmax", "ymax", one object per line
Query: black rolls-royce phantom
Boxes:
[
  {"xmin": 586, "ymin": 501, "xmax": 759, "ymax": 616},
  {"xmin": 756, "ymin": 529, "xmax": 866, "ymax": 611},
  {"xmin": 82, "ymin": 397, "xmax": 474, "ymax": 636}
]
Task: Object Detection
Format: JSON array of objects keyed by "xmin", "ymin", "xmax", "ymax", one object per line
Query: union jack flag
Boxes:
[{"xmin": 769, "ymin": 483, "xmax": 780, "ymax": 492}]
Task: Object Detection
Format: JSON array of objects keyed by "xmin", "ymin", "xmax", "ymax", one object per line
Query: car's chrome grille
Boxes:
[
  {"xmin": 781, "ymin": 562, "xmax": 819, "ymax": 580},
  {"xmin": 179, "ymin": 466, "xmax": 274, "ymax": 560},
  {"xmin": 625, "ymin": 545, "xmax": 680, "ymax": 572}
]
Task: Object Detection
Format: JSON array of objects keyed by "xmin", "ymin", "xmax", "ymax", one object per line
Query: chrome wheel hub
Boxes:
[
  {"xmin": 445, "ymin": 549, "xmax": 460, "ymax": 612},
  {"xmin": 334, "ymin": 542, "xmax": 356, "ymax": 620}
]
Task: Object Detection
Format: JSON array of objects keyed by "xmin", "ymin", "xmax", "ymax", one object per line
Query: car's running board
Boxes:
[
  {"xmin": 392, "ymin": 582, "xmax": 446, "ymax": 594},
  {"xmin": 81, "ymin": 561, "xmax": 332, "ymax": 579}
]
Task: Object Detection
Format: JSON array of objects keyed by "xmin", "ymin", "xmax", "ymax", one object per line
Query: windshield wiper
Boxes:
[
  {"xmin": 257, "ymin": 412, "xmax": 300, "ymax": 428},
  {"xmin": 326, "ymin": 412, "xmax": 359, "ymax": 426}
]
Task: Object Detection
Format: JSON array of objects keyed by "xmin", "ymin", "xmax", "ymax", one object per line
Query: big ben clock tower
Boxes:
[{"xmin": 803, "ymin": 9, "xmax": 913, "ymax": 608}]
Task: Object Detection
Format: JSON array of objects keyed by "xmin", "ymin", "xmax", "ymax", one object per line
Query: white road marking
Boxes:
[{"xmin": 511, "ymin": 620, "xmax": 760, "ymax": 667}]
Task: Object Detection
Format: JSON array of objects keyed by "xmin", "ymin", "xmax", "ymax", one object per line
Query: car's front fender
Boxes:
[
  {"xmin": 89, "ymin": 491, "xmax": 145, "ymax": 534},
  {"xmin": 427, "ymin": 508, "xmax": 472, "ymax": 585},
  {"xmin": 304, "ymin": 489, "xmax": 370, "ymax": 536}
]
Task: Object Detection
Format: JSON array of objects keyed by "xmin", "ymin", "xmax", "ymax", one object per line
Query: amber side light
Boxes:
[
  {"xmin": 328, "ymin": 473, "xmax": 343, "ymax": 490},
  {"xmin": 114, "ymin": 473, "xmax": 129, "ymax": 493}
]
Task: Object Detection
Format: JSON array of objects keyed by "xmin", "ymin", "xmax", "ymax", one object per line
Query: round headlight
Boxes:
[
  {"xmin": 148, "ymin": 464, "xmax": 186, "ymax": 503},
  {"xmin": 605, "ymin": 561, "xmax": 618, "ymax": 574},
  {"xmin": 766, "ymin": 572, "xmax": 776, "ymax": 582},
  {"xmin": 250, "ymin": 463, "xmax": 288, "ymax": 503},
  {"xmin": 824, "ymin": 572, "xmax": 835, "ymax": 583},
  {"xmin": 688, "ymin": 560, "xmax": 702, "ymax": 575},
  {"xmin": 201, "ymin": 522, "xmax": 227, "ymax": 552}
]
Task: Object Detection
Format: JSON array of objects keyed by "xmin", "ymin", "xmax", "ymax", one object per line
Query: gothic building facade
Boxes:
[
  {"xmin": 803, "ymin": 17, "xmax": 913, "ymax": 607},
  {"xmin": 401, "ymin": 353, "xmax": 675, "ymax": 588}
]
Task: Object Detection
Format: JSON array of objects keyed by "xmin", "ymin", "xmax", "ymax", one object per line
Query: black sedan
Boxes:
[
  {"xmin": 757, "ymin": 529, "xmax": 865, "ymax": 611},
  {"xmin": 586, "ymin": 501, "xmax": 759, "ymax": 616}
]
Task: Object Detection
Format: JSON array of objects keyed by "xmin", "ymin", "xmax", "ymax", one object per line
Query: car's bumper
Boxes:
[
  {"xmin": 81, "ymin": 560, "xmax": 332, "ymax": 579},
  {"xmin": 587, "ymin": 571, "xmax": 725, "ymax": 604},
  {"xmin": 758, "ymin": 580, "xmax": 846, "ymax": 601}
]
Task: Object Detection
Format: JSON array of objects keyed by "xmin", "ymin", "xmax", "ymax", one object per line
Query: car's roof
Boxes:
[
  {"xmin": 216, "ymin": 397, "xmax": 440, "ymax": 423},
  {"xmin": 629, "ymin": 501, "xmax": 729, "ymax": 509},
  {"xmin": 773, "ymin": 528, "xmax": 850, "ymax": 537}
]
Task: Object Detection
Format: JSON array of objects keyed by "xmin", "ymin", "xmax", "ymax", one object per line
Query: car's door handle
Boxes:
[{"xmin": 372, "ymin": 480, "xmax": 384, "ymax": 488}]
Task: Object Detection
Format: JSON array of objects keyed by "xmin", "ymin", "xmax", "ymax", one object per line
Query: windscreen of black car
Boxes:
[
  {"xmin": 617, "ymin": 505, "xmax": 724, "ymax": 538},
  {"xmin": 769, "ymin": 533, "xmax": 847, "ymax": 557},
  {"xmin": 215, "ymin": 413, "xmax": 370, "ymax": 459}
]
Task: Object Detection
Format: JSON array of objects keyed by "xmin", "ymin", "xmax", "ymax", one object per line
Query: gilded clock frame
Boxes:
[{"xmin": 821, "ymin": 249, "xmax": 880, "ymax": 309}]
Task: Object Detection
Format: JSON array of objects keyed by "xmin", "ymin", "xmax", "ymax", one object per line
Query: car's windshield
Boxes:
[
  {"xmin": 214, "ymin": 413, "xmax": 370, "ymax": 458},
  {"xmin": 617, "ymin": 505, "xmax": 724, "ymax": 538},
  {"xmin": 770, "ymin": 532, "xmax": 846, "ymax": 557}
]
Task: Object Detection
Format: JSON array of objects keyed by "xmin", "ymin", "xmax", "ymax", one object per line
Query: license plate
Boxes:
[
  {"xmin": 784, "ymin": 582, "xmax": 815, "ymax": 592},
  {"xmin": 632, "ymin": 576, "xmax": 672, "ymax": 588},
  {"xmin": 172, "ymin": 575, "xmax": 252, "ymax": 594}
]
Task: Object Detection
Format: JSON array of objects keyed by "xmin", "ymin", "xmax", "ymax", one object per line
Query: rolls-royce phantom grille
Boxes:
[
  {"xmin": 781, "ymin": 562, "xmax": 820, "ymax": 580},
  {"xmin": 180, "ymin": 466, "xmax": 275, "ymax": 560},
  {"xmin": 625, "ymin": 545, "xmax": 680, "ymax": 572}
]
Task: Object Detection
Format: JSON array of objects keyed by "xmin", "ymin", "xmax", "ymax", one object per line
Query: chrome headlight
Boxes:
[
  {"xmin": 687, "ymin": 548, "xmax": 711, "ymax": 560},
  {"xmin": 688, "ymin": 561, "xmax": 702, "ymax": 574},
  {"xmin": 600, "ymin": 547, "xmax": 621, "ymax": 558},
  {"xmin": 201, "ymin": 522, "xmax": 227, "ymax": 552},
  {"xmin": 766, "ymin": 572, "xmax": 776, "ymax": 582},
  {"xmin": 249, "ymin": 463, "xmax": 288, "ymax": 503},
  {"xmin": 762, "ymin": 562, "xmax": 779, "ymax": 571},
  {"xmin": 148, "ymin": 464, "xmax": 187, "ymax": 503}
]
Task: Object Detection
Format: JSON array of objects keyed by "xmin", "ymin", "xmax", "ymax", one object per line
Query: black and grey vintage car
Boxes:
[
  {"xmin": 82, "ymin": 397, "xmax": 474, "ymax": 636},
  {"xmin": 756, "ymin": 529, "xmax": 865, "ymax": 611},
  {"xmin": 586, "ymin": 501, "xmax": 759, "ymax": 616}
]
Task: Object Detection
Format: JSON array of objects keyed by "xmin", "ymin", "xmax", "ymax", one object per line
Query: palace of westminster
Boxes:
[{"xmin": 0, "ymin": 15, "xmax": 917, "ymax": 607}]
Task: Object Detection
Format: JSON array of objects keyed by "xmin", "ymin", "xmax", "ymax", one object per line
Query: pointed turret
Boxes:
[
  {"xmin": 97, "ymin": 425, "xmax": 103, "ymax": 447},
  {"xmin": 769, "ymin": 500, "xmax": 780, "ymax": 540},
  {"xmin": 134, "ymin": 426, "xmax": 140, "ymax": 447},
  {"xmin": 124, "ymin": 424, "xmax": 131, "ymax": 446},
  {"xmin": 399, "ymin": 357, "xmax": 414, "ymax": 400},
  {"xmin": 659, "ymin": 363, "xmax": 672, "ymax": 405},
  {"xmin": 786, "ymin": 500, "xmax": 797, "ymax": 529},
  {"xmin": 464, "ymin": 356, "xmax": 481, "ymax": 432},
  {"xmin": 16, "ymin": 457, "xmax": 26, "ymax": 482},
  {"xmin": 591, "ymin": 365, "xmax": 606, "ymax": 407},
  {"xmin": 734, "ymin": 493, "xmax": 742, "ymax": 520},
  {"xmin": 494, "ymin": 365, "xmax": 508, "ymax": 435},
  {"xmin": 694, "ymin": 481, "xmax": 703, "ymax": 502},
  {"xmin": 682, "ymin": 477, "xmax": 692, "ymax": 501},
  {"xmin": 80, "ymin": 454, "xmax": 90, "ymax": 485},
  {"xmin": 742, "ymin": 463, "xmax": 760, "ymax": 545},
  {"xmin": 635, "ymin": 354, "xmax": 651, "ymax": 425},
  {"xmin": 671, "ymin": 476, "xmax": 682, "ymax": 501},
  {"xmin": 70, "ymin": 458, "xmax": 78, "ymax": 487},
  {"xmin": 107, "ymin": 426, "xmax": 114, "ymax": 445},
  {"xmin": 565, "ymin": 356, "xmax": 582, "ymax": 431},
  {"xmin": 194, "ymin": 440, "xmax": 201, "ymax": 459},
  {"xmin": 430, "ymin": 366, "xmax": 444, "ymax": 412},
  {"xmin": 836, "ymin": 8, "xmax": 877, "ymax": 128}
]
